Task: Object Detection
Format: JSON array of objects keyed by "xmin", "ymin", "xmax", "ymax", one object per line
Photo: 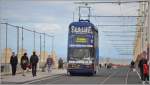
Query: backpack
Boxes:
[{"xmin": 143, "ymin": 64, "xmax": 149, "ymax": 75}]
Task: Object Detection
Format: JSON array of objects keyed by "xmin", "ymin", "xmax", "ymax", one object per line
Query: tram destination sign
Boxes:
[
  {"xmin": 75, "ymin": 36, "xmax": 88, "ymax": 44},
  {"xmin": 70, "ymin": 26, "xmax": 93, "ymax": 34}
]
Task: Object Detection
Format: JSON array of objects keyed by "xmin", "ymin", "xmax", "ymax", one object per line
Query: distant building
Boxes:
[
  {"xmin": 40, "ymin": 51, "xmax": 48, "ymax": 63},
  {"xmin": 1, "ymin": 48, "xmax": 12, "ymax": 64},
  {"xmin": 18, "ymin": 48, "xmax": 27, "ymax": 63},
  {"xmin": 0, "ymin": 48, "xmax": 28, "ymax": 64},
  {"xmin": 50, "ymin": 50, "xmax": 58, "ymax": 69}
]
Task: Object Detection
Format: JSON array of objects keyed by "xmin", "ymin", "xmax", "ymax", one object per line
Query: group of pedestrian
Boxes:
[
  {"xmin": 138, "ymin": 51, "xmax": 149, "ymax": 84},
  {"xmin": 10, "ymin": 51, "xmax": 64, "ymax": 77},
  {"xmin": 10, "ymin": 51, "xmax": 39, "ymax": 77},
  {"xmin": 45, "ymin": 57, "xmax": 64, "ymax": 71},
  {"xmin": 130, "ymin": 51, "xmax": 149, "ymax": 84}
]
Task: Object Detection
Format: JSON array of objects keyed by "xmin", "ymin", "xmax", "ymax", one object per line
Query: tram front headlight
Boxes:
[
  {"xmin": 68, "ymin": 64, "xmax": 73, "ymax": 68},
  {"xmin": 77, "ymin": 64, "xmax": 80, "ymax": 68}
]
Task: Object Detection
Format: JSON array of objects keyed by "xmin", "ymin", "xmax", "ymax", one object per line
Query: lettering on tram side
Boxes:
[
  {"xmin": 70, "ymin": 26, "xmax": 93, "ymax": 34},
  {"xmin": 69, "ymin": 60, "xmax": 92, "ymax": 64}
]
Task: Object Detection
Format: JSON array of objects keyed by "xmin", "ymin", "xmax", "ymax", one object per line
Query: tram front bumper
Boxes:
[{"xmin": 67, "ymin": 68, "xmax": 94, "ymax": 74}]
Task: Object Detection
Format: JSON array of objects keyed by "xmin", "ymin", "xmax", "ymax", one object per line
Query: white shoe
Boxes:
[{"xmin": 142, "ymin": 81, "xmax": 145, "ymax": 84}]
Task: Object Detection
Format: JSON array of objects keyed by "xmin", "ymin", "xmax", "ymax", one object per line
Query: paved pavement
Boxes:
[
  {"xmin": 1, "ymin": 69, "xmax": 66, "ymax": 84},
  {"xmin": 1, "ymin": 66, "xmax": 149, "ymax": 84}
]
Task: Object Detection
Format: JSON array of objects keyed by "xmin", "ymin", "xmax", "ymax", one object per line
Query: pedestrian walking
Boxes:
[
  {"xmin": 130, "ymin": 60, "xmax": 135, "ymax": 72},
  {"xmin": 46, "ymin": 55, "xmax": 53, "ymax": 72},
  {"xmin": 138, "ymin": 51, "xmax": 149, "ymax": 84},
  {"xmin": 99, "ymin": 64, "xmax": 102, "ymax": 68},
  {"xmin": 30, "ymin": 51, "xmax": 39, "ymax": 77},
  {"xmin": 10, "ymin": 52, "xmax": 18, "ymax": 76},
  {"xmin": 143, "ymin": 62, "xmax": 149, "ymax": 83},
  {"xmin": 58, "ymin": 58, "xmax": 63, "ymax": 69},
  {"xmin": 21, "ymin": 53, "xmax": 29, "ymax": 76},
  {"xmin": 104, "ymin": 63, "xmax": 107, "ymax": 68}
]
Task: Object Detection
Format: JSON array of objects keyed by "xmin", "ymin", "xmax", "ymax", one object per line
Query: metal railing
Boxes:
[{"xmin": 0, "ymin": 23, "xmax": 54, "ymax": 73}]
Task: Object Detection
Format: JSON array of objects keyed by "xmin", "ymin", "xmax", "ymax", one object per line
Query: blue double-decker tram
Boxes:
[{"xmin": 67, "ymin": 20, "xmax": 99, "ymax": 76}]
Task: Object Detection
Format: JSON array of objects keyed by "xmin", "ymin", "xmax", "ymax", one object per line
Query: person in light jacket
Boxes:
[{"xmin": 46, "ymin": 55, "xmax": 53, "ymax": 72}]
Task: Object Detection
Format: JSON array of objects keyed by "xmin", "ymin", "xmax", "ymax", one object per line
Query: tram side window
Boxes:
[{"xmin": 94, "ymin": 31, "xmax": 98, "ymax": 48}]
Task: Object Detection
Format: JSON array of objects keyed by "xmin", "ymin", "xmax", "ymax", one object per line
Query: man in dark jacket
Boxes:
[
  {"xmin": 58, "ymin": 58, "xmax": 63, "ymax": 69},
  {"xmin": 30, "ymin": 51, "xmax": 39, "ymax": 77},
  {"xmin": 138, "ymin": 51, "xmax": 149, "ymax": 84},
  {"xmin": 10, "ymin": 52, "xmax": 18, "ymax": 75}
]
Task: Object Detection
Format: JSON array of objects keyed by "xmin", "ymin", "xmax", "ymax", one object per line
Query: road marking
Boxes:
[
  {"xmin": 46, "ymin": 75, "xmax": 67, "ymax": 84},
  {"xmin": 24, "ymin": 74, "xmax": 64, "ymax": 84},
  {"xmin": 135, "ymin": 69, "xmax": 141, "ymax": 80},
  {"xmin": 125, "ymin": 68, "xmax": 130, "ymax": 84},
  {"xmin": 100, "ymin": 69, "xmax": 119, "ymax": 84},
  {"xmin": 44, "ymin": 74, "xmax": 76, "ymax": 84}
]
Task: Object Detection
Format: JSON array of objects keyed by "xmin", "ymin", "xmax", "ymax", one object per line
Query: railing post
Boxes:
[
  {"xmin": 33, "ymin": 30, "xmax": 35, "ymax": 51},
  {"xmin": 21, "ymin": 27, "xmax": 24, "ymax": 56},
  {"xmin": 5, "ymin": 23, "xmax": 8, "ymax": 72},
  {"xmin": 44, "ymin": 33, "xmax": 45, "ymax": 58},
  {"xmin": 17, "ymin": 26, "xmax": 19, "ymax": 57},
  {"xmin": 40, "ymin": 33, "xmax": 42, "ymax": 65}
]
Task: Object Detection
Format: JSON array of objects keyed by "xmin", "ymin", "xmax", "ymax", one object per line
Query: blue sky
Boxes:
[{"xmin": 0, "ymin": 0, "xmax": 139, "ymax": 60}]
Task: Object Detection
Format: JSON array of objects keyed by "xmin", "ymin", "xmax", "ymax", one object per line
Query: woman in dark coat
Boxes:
[{"xmin": 21, "ymin": 53, "xmax": 29, "ymax": 76}]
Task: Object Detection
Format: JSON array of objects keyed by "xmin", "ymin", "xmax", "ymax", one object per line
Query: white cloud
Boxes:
[
  {"xmin": 0, "ymin": 0, "xmax": 138, "ymax": 58},
  {"xmin": 92, "ymin": 3, "xmax": 139, "ymax": 16},
  {"xmin": 1, "ymin": 8, "xmax": 56, "ymax": 23},
  {"xmin": 34, "ymin": 23, "xmax": 62, "ymax": 34}
]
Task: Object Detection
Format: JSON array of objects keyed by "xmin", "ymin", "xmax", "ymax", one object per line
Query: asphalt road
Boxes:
[{"xmin": 27, "ymin": 66, "xmax": 143, "ymax": 84}]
